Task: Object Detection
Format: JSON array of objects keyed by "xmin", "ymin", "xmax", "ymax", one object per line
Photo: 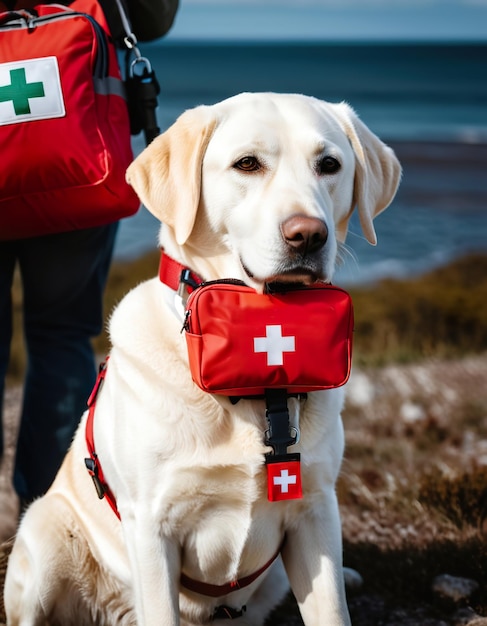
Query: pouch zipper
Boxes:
[{"xmin": 181, "ymin": 279, "xmax": 250, "ymax": 334}]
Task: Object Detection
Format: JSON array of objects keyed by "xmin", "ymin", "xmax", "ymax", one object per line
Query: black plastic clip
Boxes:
[
  {"xmin": 178, "ymin": 269, "xmax": 200, "ymax": 298},
  {"xmin": 84, "ymin": 457, "xmax": 106, "ymax": 500},
  {"xmin": 264, "ymin": 388, "xmax": 299, "ymax": 457},
  {"xmin": 125, "ymin": 53, "xmax": 161, "ymax": 145}
]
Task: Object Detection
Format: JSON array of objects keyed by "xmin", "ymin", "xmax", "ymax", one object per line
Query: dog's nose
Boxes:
[{"xmin": 281, "ymin": 215, "xmax": 328, "ymax": 254}]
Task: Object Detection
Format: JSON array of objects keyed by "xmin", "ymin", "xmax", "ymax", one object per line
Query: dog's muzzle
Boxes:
[{"xmin": 281, "ymin": 214, "xmax": 328, "ymax": 256}]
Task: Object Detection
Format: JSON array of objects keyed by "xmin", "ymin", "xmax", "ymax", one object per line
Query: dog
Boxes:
[{"xmin": 4, "ymin": 92, "xmax": 401, "ymax": 625}]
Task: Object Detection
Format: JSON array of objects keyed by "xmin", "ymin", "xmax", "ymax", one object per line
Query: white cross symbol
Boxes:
[
  {"xmin": 254, "ymin": 325, "xmax": 295, "ymax": 366},
  {"xmin": 273, "ymin": 469, "xmax": 297, "ymax": 493}
]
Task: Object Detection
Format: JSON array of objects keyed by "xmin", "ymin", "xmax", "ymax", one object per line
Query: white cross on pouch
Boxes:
[
  {"xmin": 253, "ymin": 325, "xmax": 296, "ymax": 366},
  {"xmin": 273, "ymin": 469, "xmax": 297, "ymax": 493}
]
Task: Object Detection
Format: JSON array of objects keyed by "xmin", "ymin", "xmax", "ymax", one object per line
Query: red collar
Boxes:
[
  {"xmin": 84, "ymin": 359, "xmax": 282, "ymax": 598},
  {"xmin": 158, "ymin": 249, "xmax": 204, "ymax": 295}
]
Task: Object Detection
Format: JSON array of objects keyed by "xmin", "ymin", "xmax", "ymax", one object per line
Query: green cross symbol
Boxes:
[{"xmin": 0, "ymin": 67, "xmax": 45, "ymax": 115}]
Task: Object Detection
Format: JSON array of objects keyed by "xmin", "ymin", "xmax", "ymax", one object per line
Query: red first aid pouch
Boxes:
[
  {"xmin": 0, "ymin": 0, "xmax": 139, "ymax": 239},
  {"xmin": 183, "ymin": 281, "xmax": 354, "ymax": 397}
]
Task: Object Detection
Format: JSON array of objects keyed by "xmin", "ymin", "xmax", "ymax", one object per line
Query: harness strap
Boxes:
[
  {"xmin": 181, "ymin": 541, "xmax": 283, "ymax": 598},
  {"xmin": 84, "ymin": 358, "xmax": 121, "ymax": 520},
  {"xmin": 158, "ymin": 249, "xmax": 204, "ymax": 294}
]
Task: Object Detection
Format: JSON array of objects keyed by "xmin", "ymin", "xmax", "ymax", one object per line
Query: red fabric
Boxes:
[
  {"xmin": 159, "ymin": 251, "xmax": 204, "ymax": 293},
  {"xmin": 0, "ymin": 0, "xmax": 139, "ymax": 239},
  {"xmin": 69, "ymin": 0, "xmax": 109, "ymax": 34},
  {"xmin": 184, "ymin": 282, "xmax": 354, "ymax": 396},
  {"xmin": 0, "ymin": 1, "xmax": 110, "ymax": 32},
  {"xmin": 85, "ymin": 359, "xmax": 120, "ymax": 519}
]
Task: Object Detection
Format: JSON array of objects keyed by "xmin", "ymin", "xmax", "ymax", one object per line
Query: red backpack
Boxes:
[{"xmin": 0, "ymin": 0, "xmax": 139, "ymax": 239}]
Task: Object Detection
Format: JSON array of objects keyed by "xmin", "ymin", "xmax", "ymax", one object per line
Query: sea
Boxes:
[{"xmin": 115, "ymin": 40, "xmax": 487, "ymax": 286}]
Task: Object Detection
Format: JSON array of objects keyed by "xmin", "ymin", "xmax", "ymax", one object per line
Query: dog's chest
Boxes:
[
  {"xmin": 144, "ymin": 395, "xmax": 323, "ymax": 529},
  {"xmin": 158, "ymin": 449, "xmax": 268, "ymax": 528},
  {"xmin": 162, "ymin": 459, "xmax": 284, "ymax": 584},
  {"xmin": 149, "ymin": 400, "xmax": 285, "ymax": 562}
]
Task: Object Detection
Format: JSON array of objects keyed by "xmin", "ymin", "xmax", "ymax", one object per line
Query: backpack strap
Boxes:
[{"xmin": 106, "ymin": 0, "xmax": 161, "ymax": 144}]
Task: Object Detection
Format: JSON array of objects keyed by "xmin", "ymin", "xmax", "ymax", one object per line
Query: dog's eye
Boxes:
[
  {"xmin": 233, "ymin": 156, "xmax": 261, "ymax": 172},
  {"xmin": 317, "ymin": 156, "xmax": 341, "ymax": 175}
]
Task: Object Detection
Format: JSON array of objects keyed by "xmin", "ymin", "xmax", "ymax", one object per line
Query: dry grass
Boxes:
[
  {"xmin": 348, "ymin": 253, "xmax": 487, "ymax": 366},
  {"xmin": 337, "ymin": 354, "xmax": 487, "ymax": 622},
  {"xmin": 264, "ymin": 353, "xmax": 487, "ymax": 625}
]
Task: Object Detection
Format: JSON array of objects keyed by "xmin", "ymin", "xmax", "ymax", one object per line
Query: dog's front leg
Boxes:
[
  {"xmin": 121, "ymin": 512, "xmax": 181, "ymax": 626},
  {"xmin": 282, "ymin": 492, "xmax": 351, "ymax": 626}
]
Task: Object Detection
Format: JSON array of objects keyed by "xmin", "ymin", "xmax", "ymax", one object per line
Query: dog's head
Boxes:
[{"xmin": 126, "ymin": 92, "xmax": 401, "ymax": 292}]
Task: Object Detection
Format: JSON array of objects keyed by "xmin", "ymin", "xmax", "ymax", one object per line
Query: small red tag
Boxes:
[{"xmin": 266, "ymin": 456, "xmax": 302, "ymax": 502}]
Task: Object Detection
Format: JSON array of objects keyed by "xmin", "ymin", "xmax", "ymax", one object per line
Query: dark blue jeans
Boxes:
[{"xmin": 0, "ymin": 223, "xmax": 117, "ymax": 502}]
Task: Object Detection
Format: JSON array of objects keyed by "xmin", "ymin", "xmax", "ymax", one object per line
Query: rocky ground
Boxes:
[{"xmin": 1, "ymin": 355, "xmax": 487, "ymax": 625}]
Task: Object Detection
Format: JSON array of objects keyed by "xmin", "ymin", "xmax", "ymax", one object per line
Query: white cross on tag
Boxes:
[
  {"xmin": 273, "ymin": 469, "xmax": 297, "ymax": 494},
  {"xmin": 266, "ymin": 457, "xmax": 302, "ymax": 501},
  {"xmin": 254, "ymin": 325, "xmax": 295, "ymax": 366}
]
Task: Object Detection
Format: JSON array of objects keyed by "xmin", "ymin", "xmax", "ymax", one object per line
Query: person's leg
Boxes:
[
  {"xmin": 14, "ymin": 223, "xmax": 117, "ymax": 501},
  {"xmin": 0, "ymin": 241, "xmax": 17, "ymax": 459}
]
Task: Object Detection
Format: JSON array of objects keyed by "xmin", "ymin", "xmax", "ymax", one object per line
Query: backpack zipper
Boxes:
[{"xmin": 0, "ymin": 9, "xmax": 109, "ymax": 79}]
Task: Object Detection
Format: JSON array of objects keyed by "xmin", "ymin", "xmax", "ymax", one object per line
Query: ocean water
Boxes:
[{"xmin": 116, "ymin": 41, "xmax": 487, "ymax": 285}]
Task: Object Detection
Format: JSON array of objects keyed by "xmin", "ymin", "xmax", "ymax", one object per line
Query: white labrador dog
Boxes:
[{"xmin": 5, "ymin": 92, "xmax": 401, "ymax": 626}]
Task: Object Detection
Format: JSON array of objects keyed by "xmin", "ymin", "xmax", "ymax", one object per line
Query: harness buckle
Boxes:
[
  {"xmin": 178, "ymin": 269, "xmax": 200, "ymax": 299},
  {"xmin": 264, "ymin": 388, "xmax": 298, "ymax": 456},
  {"xmin": 84, "ymin": 457, "xmax": 106, "ymax": 500}
]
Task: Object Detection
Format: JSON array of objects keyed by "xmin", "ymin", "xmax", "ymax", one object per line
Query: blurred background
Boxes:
[{"xmin": 117, "ymin": 0, "xmax": 487, "ymax": 287}]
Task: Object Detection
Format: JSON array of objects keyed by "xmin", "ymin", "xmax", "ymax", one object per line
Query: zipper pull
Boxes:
[{"xmin": 180, "ymin": 310, "xmax": 191, "ymax": 334}]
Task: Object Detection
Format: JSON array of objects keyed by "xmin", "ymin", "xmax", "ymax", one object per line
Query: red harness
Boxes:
[
  {"xmin": 84, "ymin": 358, "xmax": 120, "ymax": 519},
  {"xmin": 84, "ymin": 256, "xmax": 283, "ymax": 599}
]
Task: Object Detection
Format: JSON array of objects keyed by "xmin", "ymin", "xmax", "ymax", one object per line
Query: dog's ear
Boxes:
[
  {"xmin": 126, "ymin": 106, "xmax": 217, "ymax": 245},
  {"xmin": 337, "ymin": 103, "xmax": 402, "ymax": 245}
]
